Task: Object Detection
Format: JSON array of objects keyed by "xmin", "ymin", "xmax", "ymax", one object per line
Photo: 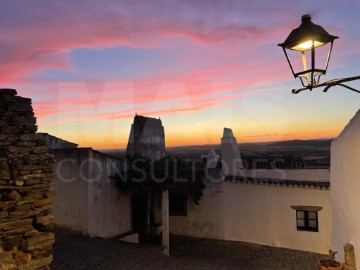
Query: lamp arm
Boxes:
[{"xmin": 292, "ymin": 75, "xmax": 360, "ymax": 94}]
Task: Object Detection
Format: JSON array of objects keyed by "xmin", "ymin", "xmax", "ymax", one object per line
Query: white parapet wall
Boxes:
[
  {"xmin": 331, "ymin": 109, "xmax": 360, "ymax": 265},
  {"xmin": 41, "ymin": 132, "xmax": 78, "ymax": 149},
  {"xmin": 53, "ymin": 148, "xmax": 131, "ymax": 238},
  {"xmin": 170, "ymin": 174, "xmax": 332, "ymax": 254}
]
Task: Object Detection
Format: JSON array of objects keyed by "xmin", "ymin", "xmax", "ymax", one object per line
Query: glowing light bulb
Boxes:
[{"xmin": 291, "ymin": 40, "xmax": 324, "ymax": 51}]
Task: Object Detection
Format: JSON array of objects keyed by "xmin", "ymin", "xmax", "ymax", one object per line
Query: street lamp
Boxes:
[{"xmin": 279, "ymin": 14, "xmax": 360, "ymax": 94}]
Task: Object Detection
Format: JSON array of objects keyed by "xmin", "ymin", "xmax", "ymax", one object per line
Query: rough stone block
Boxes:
[
  {"xmin": 0, "ymin": 126, "xmax": 23, "ymax": 135},
  {"xmin": 23, "ymin": 125, "xmax": 38, "ymax": 134},
  {"xmin": 17, "ymin": 255, "xmax": 53, "ymax": 270},
  {"xmin": 2, "ymin": 235, "xmax": 23, "ymax": 251},
  {"xmin": 31, "ymin": 146, "xmax": 48, "ymax": 154},
  {"xmin": 33, "ymin": 198, "xmax": 53, "ymax": 207},
  {"xmin": 0, "ymin": 89, "xmax": 17, "ymax": 96},
  {"xmin": 15, "ymin": 141, "xmax": 37, "ymax": 147},
  {"xmin": 13, "ymin": 247, "xmax": 32, "ymax": 265},
  {"xmin": 0, "ymin": 219, "xmax": 33, "ymax": 230},
  {"xmin": 11, "ymin": 116, "xmax": 36, "ymax": 126},
  {"xmin": 0, "ymin": 168, "xmax": 11, "ymax": 180},
  {"xmin": 7, "ymin": 190, "xmax": 22, "ymax": 201},
  {"xmin": 21, "ymin": 233, "xmax": 55, "ymax": 252},
  {"xmin": 0, "ymin": 211, "xmax": 9, "ymax": 219}
]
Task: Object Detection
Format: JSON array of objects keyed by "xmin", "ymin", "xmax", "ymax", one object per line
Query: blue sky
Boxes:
[{"xmin": 1, "ymin": 0, "xmax": 359, "ymax": 148}]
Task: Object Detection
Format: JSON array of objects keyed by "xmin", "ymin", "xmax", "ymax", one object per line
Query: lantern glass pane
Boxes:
[
  {"xmin": 286, "ymin": 48, "xmax": 311, "ymax": 74},
  {"xmin": 291, "ymin": 40, "xmax": 325, "ymax": 51},
  {"xmin": 315, "ymin": 42, "xmax": 332, "ymax": 70},
  {"xmin": 284, "ymin": 41, "xmax": 333, "ymax": 86}
]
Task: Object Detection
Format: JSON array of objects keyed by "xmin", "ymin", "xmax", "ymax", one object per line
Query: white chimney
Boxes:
[{"xmin": 221, "ymin": 128, "xmax": 243, "ymax": 176}]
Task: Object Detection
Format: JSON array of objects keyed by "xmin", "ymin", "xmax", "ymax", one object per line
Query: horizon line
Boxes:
[{"xmin": 96, "ymin": 136, "xmax": 335, "ymax": 151}]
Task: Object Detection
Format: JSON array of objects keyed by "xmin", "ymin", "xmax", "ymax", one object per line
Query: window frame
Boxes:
[{"xmin": 296, "ymin": 210, "xmax": 319, "ymax": 232}]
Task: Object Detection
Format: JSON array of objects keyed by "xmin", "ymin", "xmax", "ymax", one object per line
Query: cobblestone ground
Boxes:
[{"xmin": 52, "ymin": 227, "xmax": 325, "ymax": 270}]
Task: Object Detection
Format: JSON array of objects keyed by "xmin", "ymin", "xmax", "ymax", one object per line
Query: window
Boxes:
[
  {"xmin": 169, "ymin": 192, "xmax": 187, "ymax": 216},
  {"xmin": 296, "ymin": 210, "xmax": 318, "ymax": 232},
  {"xmin": 291, "ymin": 205, "xmax": 322, "ymax": 232}
]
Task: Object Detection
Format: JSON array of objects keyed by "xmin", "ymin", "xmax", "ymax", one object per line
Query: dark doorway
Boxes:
[
  {"xmin": 169, "ymin": 191, "xmax": 187, "ymax": 216},
  {"xmin": 131, "ymin": 191, "xmax": 148, "ymax": 238}
]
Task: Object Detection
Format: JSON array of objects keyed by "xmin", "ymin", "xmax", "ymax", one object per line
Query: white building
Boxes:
[
  {"xmin": 331, "ymin": 109, "xmax": 360, "ymax": 265},
  {"xmin": 46, "ymin": 136, "xmax": 132, "ymax": 238},
  {"xmin": 48, "ymin": 109, "xmax": 360, "ymax": 260},
  {"xmin": 170, "ymin": 128, "xmax": 332, "ymax": 254},
  {"xmin": 48, "ymin": 128, "xmax": 332, "ymax": 254}
]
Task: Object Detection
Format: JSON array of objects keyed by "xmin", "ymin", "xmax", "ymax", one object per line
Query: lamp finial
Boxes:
[{"xmin": 301, "ymin": 14, "xmax": 311, "ymax": 22}]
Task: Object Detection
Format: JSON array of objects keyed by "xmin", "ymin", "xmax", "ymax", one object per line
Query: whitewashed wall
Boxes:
[
  {"xmin": 170, "ymin": 180, "xmax": 226, "ymax": 240},
  {"xmin": 53, "ymin": 148, "xmax": 131, "ymax": 238},
  {"xmin": 222, "ymin": 182, "xmax": 331, "ymax": 253},
  {"xmin": 53, "ymin": 149, "xmax": 90, "ymax": 232},
  {"xmin": 87, "ymin": 150, "xmax": 131, "ymax": 238},
  {"xmin": 331, "ymin": 109, "xmax": 360, "ymax": 264},
  {"xmin": 170, "ymin": 178, "xmax": 332, "ymax": 254}
]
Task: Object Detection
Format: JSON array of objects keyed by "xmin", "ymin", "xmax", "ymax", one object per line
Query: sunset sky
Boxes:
[{"xmin": 1, "ymin": 0, "xmax": 360, "ymax": 149}]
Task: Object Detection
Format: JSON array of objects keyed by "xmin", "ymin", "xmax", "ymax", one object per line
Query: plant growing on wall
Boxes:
[
  {"xmin": 318, "ymin": 250, "xmax": 342, "ymax": 270},
  {"xmin": 112, "ymin": 155, "xmax": 205, "ymax": 226}
]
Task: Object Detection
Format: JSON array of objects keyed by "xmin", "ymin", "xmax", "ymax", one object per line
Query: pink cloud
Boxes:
[
  {"xmin": 1, "ymin": 0, "xmax": 356, "ymax": 135},
  {"xmin": 36, "ymin": 81, "xmax": 280, "ymax": 126},
  {"xmin": 30, "ymin": 57, "xmax": 288, "ymax": 123},
  {"xmin": 0, "ymin": 0, "xmax": 301, "ymax": 85}
]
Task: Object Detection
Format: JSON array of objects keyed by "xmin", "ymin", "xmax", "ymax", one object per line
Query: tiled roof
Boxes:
[
  {"xmin": 224, "ymin": 175, "xmax": 330, "ymax": 190},
  {"xmin": 241, "ymin": 157, "xmax": 309, "ymax": 169}
]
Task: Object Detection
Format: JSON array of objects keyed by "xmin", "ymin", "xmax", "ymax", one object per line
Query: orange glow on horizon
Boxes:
[{"xmin": 56, "ymin": 127, "xmax": 341, "ymax": 150}]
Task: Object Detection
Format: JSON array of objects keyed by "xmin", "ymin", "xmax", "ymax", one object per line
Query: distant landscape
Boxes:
[{"xmin": 101, "ymin": 139, "xmax": 332, "ymax": 168}]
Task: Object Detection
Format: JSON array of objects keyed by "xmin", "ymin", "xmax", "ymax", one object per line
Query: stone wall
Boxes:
[{"xmin": 0, "ymin": 89, "xmax": 55, "ymax": 269}]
